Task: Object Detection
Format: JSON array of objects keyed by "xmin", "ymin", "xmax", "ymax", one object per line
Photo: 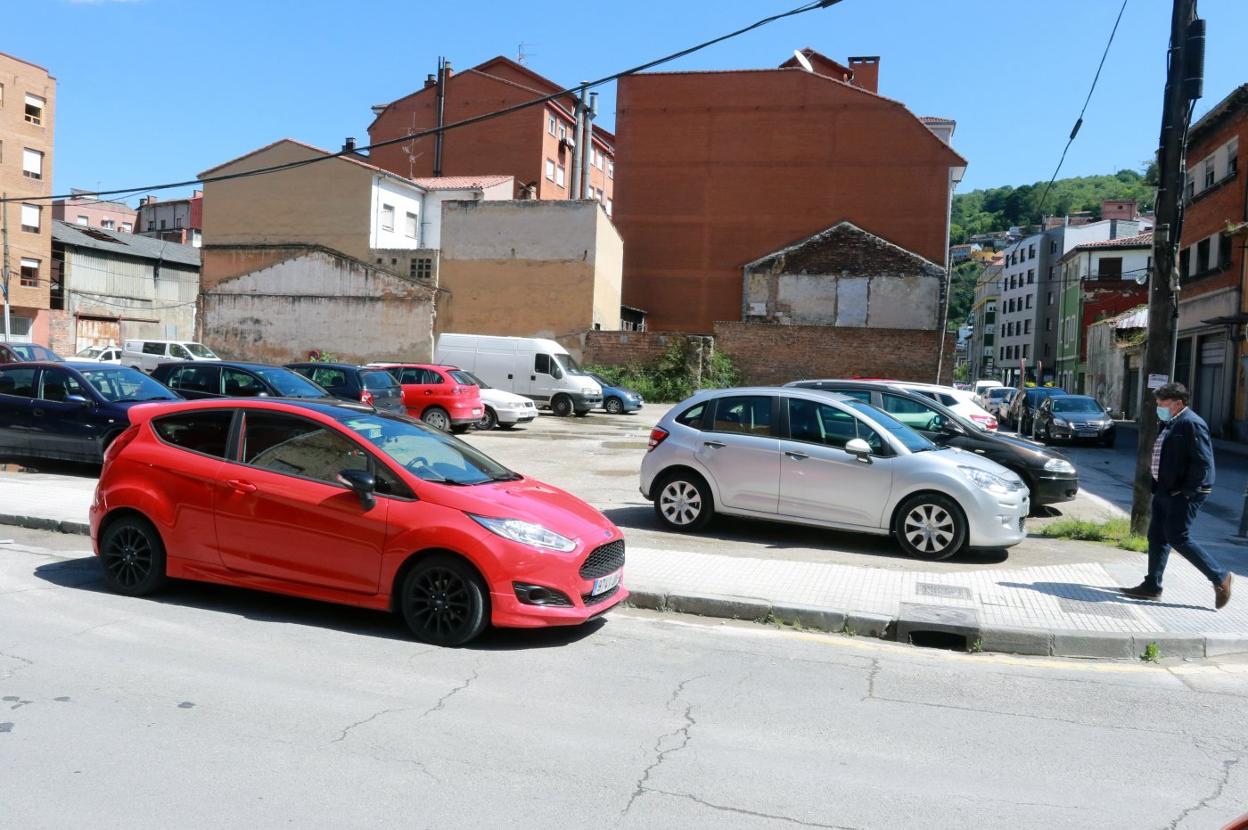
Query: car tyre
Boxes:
[
  {"xmin": 551, "ymin": 395, "xmax": 573, "ymax": 417},
  {"xmin": 399, "ymin": 555, "xmax": 489, "ymax": 647},
  {"xmin": 474, "ymin": 407, "xmax": 498, "ymax": 431},
  {"xmin": 573, "ymin": 409, "xmax": 590, "ymax": 418},
  {"xmin": 654, "ymin": 470, "xmax": 714, "ymax": 531},
  {"xmin": 893, "ymin": 493, "xmax": 967, "ymax": 561},
  {"xmin": 450, "ymin": 424, "xmax": 471, "ymax": 435},
  {"xmin": 422, "ymin": 407, "xmax": 451, "ymax": 432},
  {"xmin": 99, "ymin": 515, "xmax": 168, "ymax": 597},
  {"xmin": 604, "ymin": 397, "xmax": 623, "ymax": 415},
  {"xmin": 1101, "ymin": 432, "xmax": 1116, "ymax": 448}
]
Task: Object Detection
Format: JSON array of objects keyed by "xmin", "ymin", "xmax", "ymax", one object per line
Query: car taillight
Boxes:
[
  {"xmin": 647, "ymin": 427, "xmax": 669, "ymax": 452},
  {"xmin": 971, "ymin": 413, "xmax": 996, "ymax": 430},
  {"xmin": 360, "ymin": 390, "xmax": 375, "ymax": 406},
  {"xmin": 103, "ymin": 424, "xmax": 141, "ymax": 466}
]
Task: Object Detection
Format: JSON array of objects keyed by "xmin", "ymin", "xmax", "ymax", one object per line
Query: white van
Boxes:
[
  {"xmin": 437, "ymin": 334, "xmax": 602, "ymax": 417},
  {"xmin": 122, "ymin": 339, "xmax": 221, "ymax": 373}
]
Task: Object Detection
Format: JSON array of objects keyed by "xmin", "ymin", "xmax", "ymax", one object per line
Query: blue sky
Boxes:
[{"xmin": 11, "ymin": 0, "xmax": 1248, "ymax": 203}]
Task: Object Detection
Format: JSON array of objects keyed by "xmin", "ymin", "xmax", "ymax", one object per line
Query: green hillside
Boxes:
[{"xmin": 950, "ymin": 167, "xmax": 1156, "ymax": 243}]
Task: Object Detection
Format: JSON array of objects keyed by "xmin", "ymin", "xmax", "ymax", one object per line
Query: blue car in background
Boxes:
[
  {"xmin": 0, "ymin": 361, "xmax": 181, "ymax": 464},
  {"xmin": 588, "ymin": 372, "xmax": 644, "ymax": 414}
]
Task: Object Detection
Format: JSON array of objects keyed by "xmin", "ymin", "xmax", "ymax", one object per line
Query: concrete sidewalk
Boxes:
[{"xmin": 1, "ymin": 472, "xmax": 1244, "ymax": 660}]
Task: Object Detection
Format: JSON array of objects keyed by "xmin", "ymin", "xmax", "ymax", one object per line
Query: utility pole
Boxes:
[
  {"xmin": 2, "ymin": 193, "xmax": 11, "ymax": 342},
  {"xmin": 1131, "ymin": 0, "xmax": 1203, "ymax": 534},
  {"xmin": 433, "ymin": 57, "xmax": 447, "ymax": 177}
]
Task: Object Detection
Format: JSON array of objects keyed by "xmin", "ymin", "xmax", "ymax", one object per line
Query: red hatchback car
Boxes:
[
  {"xmin": 368, "ymin": 363, "xmax": 482, "ymax": 434},
  {"xmin": 89, "ymin": 398, "xmax": 627, "ymax": 645}
]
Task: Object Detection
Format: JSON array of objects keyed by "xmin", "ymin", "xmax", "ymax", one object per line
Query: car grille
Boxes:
[
  {"xmin": 582, "ymin": 584, "xmax": 621, "ymax": 606},
  {"xmin": 579, "ymin": 540, "xmax": 625, "ymax": 579}
]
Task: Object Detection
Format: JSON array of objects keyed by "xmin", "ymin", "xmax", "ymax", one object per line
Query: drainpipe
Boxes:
[
  {"xmin": 582, "ymin": 91, "xmax": 598, "ymax": 199},
  {"xmin": 570, "ymin": 85, "xmax": 587, "ymax": 201},
  {"xmin": 433, "ymin": 57, "xmax": 447, "ymax": 177}
]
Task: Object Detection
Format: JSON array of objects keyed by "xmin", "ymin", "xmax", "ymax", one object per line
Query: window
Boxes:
[
  {"xmin": 380, "ymin": 204, "xmax": 395, "ymax": 232},
  {"xmin": 174, "ymin": 216, "xmax": 183, "ymax": 229},
  {"xmin": 409, "ymin": 258, "xmax": 433, "ymax": 280},
  {"xmin": 534, "ymin": 353, "xmax": 554, "ymax": 376},
  {"xmin": 1180, "ymin": 247, "xmax": 1190, "ymax": 277},
  {"xmin": 1027, "ymin": 269, "xmax": 1034, "ymax": 284},
  {"xmin": 1219, "ymin": 232, "xmax": 1232, "ymax": 269},
  {"xmin": 555, "ymin": 164, "xmax": 566, "ymax": 187},
  {"xmin": 1045, "ymin": 318, "xmax": 1053, "ymax": 332},
  {"xmin": 141, "ymin": 342, "xmax": 166, "ymax": 356},
  {"xmin": 19, "ymin": 258, "xmax": 39, "ymax": 288},
  {"xmin": 1024, "ymin": 318, "xmax": 1031, "ymax": 334},
  {"xmin": 398, "ymin": 368, "xmax": 427, "ymax": 384},
  {"xmin": 1185, "ymin": 172, "xmax": 1195, "ymax": 201},
  {"xmin": 605, "ymin": 198, "xmax": 613, "ymax": 217},
  {"xmin": 159, "ymin": 219, "xmax": 166, "ymax": 230},
  {"xmin": 1098, "ymin": 257, "xmax": 1122, "ymax": 280},
  {"xmin": 547, "ymin": 114, "xmax": 557, "ymax": 135},
  {"xmin": 1028, "ymin": 244, "xmax": 1035, "ymax": 260},
  {"xmin": 999, "ymin": 347, "xmax": 1005, "ymax": 360},
  {"xmin": 1044, "ymin": 343, "xmax": 1050, "ymax": 358},
  {"xmin": 878, "ymin": 394, "xmax": 946, "ymax": 434},
  {"xmin": 154, "ymin": 411, "xmax": 234, "ymax": 458},
  {"xmin": 0, "ymin": 367, "xmax": 38, "ymax": 398},
  {"xmin": 675, "ymin": 403, "xmax": 706, "ymax": 429},
  {"xmin": 608, "ymin": 161, "xmax": 614, "ymax": 179},
  {"xmin": 545, "ymin": 159, "xmax": 555, "ymax": 181},
  {"xmin": 121, "ymin": 223, "xmax": 132, "ymax": 233},
  {"xmin": 1023, "ymin": 344, "xmax": 1030, "ymax": 359},
  {"xmin": 1229, "ymin": 137, "xmax": 1239, "ymax": 176},
  {"xmin": 20, "ymin": 203, "xmax": 40, "ymax": 233},
  {"xmin": 1050, "ymin": 239, "xmax": 1058, "ymax": 254},
  {"xmin": 308, "ymin": 367, "xmax": 348, "ymax": 391},
  {"xmin": 76, "ymin": 215, "xmax": 89, "ymax": 226},
  {"xmin": 39, "ymin": 368, "xmax": 87, "ymax": 403},
  {"xmin": 101, "ymin": 219, "xmax": 115, "ymax": 230},
  {"xmin": 789, "ymin": 398, "xmax": 869, "ymax": 448},
  {"xmin": 405, "ymin": 211, "xmax": 418, "ymax": 239},
  {"xmin": 24, "ymin": 93, "xmax": 44, "ymax": 126},
  {"xmin": 1047, "ymin": 291, "xmax": 1054, "ymax": 306},
  {"xmin": 22, "ymin": 147, "xmax": 43, "ymax": 179},
  {"xmin": 712, "ymin": 396, "xmax": 772, "ymax": 436},
  {"xmin": 241, "ymin": 412, "xmax": 370, "ymax": 486},
  {"xmin": 1204, "ymin": 156, "xmax": 1215, "ymax": 188},
  {"xmin": 1196, "ymin": 237, "xmax": 1211, "ymax": 274},
  {"xmin": 168, "ymin": 364, "xmax": 220, "ymax": 394},
  {"xmin": 222, "ymin": 368, "xmax": 266, "ymax": 396},
  {"xmin": 558, "ymin": 123, "xmax": 567, "ymax": 141}
]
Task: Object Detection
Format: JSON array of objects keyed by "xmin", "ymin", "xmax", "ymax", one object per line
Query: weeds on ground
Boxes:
[
  {"xmin": 970, "ymin": 638, "xmax": 983, "ymax": 653},
  {"xmin": 1140, "ymin": 642, "xmax": 1161, "ymax": 663},
  {"xmin": 585, "ymin": 340, "xmax": 741, "ymax": 403},
  {"xmin": 1038, "ymin": 517, "xmax": 1148, "ymax": 554}
]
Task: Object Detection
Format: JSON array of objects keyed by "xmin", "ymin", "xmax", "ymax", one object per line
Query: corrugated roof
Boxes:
[
  {"xmin": 53, "ymin": 220, "xmax": 200, "ymax": 266},
  {"xmin": 411, "ymin": 175, "xmax": 513, "ymax": 190},
  {"xmin": 1113, "ymin": 307, "xmax": 1148, "ymax": 329}
]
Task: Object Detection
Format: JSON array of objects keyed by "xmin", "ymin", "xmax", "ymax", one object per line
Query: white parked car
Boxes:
[
  {"xmin": 875, "ymin": 381, "xmax": 999, "ymax": 431},
  {"xmin": 978, "ymin": 386, "xmax": 1016, "ymax": 419},
  {"xmin": 449, "ymin": 368, "xmax": 538, "ymax": 430},
  {"xmin": 122, "ymin": 339, "xmax": 220, "ymax": 373},
  {"xmin": 640, "ymin": 387, "xmax": 1029, "ymax": 560},
  {"xmin": 74, "ymin": 345, "xmax": 122, "ymax": 364}
]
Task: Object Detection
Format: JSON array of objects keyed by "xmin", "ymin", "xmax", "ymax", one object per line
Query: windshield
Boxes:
[
  {"xmin": 362, "ymin": 370, "xmax": 399, "ymax": 391},
  {"xmin": 76, "ymin": 346, "xmax": 105, "ymax": 359},
  {"xmin": 1052, "ymin": 396, "xmax": 1104, "ymax": 414},
  {"xmin": 252, "ymin": 367, "xmax": 329, "ymax": 398},
  {"xmin": 988, "ymin": 388, "xmax": 1013, "ymax": 401},
  {"xmin": 9, "ymin": 343, "xmax": 63, "ymax": 362},
  {"xmin": 847, "ymin": 401, "xmax": 936, "ymax": 453},
  {"xmin": 450, "ymin": 369, "xmax": 488, "ymax": 389},
  {"xmin": 184, "ymin": 343, "xmax": 218, "ymax": 358},
  {"xmin": 552, "ymin": 353, "xmax": 585, "ymax": 376},
  {"xmin": 341, "ymin": 413, "xmax": 516, "ymax": 485},
  {"xmin": 80, "ymin": 367, "xmax": 178, "ymax": 402}
]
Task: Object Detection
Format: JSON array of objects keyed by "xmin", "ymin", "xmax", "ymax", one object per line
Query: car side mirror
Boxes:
[
  {"xmin": 939, "ymin": 418, "xmax": 962, "ymax": 436},
  {"xmin": 66, "ymin": 394, "xmax": 92, "ymax": 408},
  {"xmin": 845, "ymin": 437, "xmax": 872, "ymax": 463},
  {"xmin": 336, "ymin": 468, "xmax": 377, "ymax": 510}
]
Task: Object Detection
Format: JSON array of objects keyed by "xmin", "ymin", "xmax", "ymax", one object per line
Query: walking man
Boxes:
[{"xmin": 1122, "ymin": 383, "xmax": 1233, "ymax": 608}]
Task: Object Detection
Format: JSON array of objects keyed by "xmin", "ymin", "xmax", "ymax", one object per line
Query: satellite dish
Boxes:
[{"xmin": 792, "ymin": 49, "xmax": 814, "ymax": 73}]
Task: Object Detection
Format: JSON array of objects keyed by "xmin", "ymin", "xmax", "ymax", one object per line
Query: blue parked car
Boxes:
[
  {"xmin": 588, "ymin": 372, "xmax": 644, "ymax": 414},
  {"xmin": 0, "ymin": 361, "xmax": 181, "ymax": 464}
]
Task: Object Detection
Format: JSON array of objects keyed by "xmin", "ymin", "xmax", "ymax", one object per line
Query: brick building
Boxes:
[
  {"xmin": 52, "ymin": 190, "xmax": 136, "ymax": 233},
  {"xmin": 367, "ymin": 57, "xmax": 615, "ymax": 210},
  {"xmin": 0, "ymin": 51, "xmax": 55, "ymax": 346},
  {"xmin": 1176, "ymin": 84, "xmax": 1246, "ymax": 440},
  {"xmin": 136, "ymin": 191, "xmax": 203, "ymax": 247},
  {"xmin": 614, "ymin": 49, "xmax": 965, "ymax": 334}
]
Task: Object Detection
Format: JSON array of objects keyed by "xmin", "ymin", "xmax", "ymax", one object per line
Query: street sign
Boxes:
[{"xmin": 1147, "ymin": 373, "xmax": 1168, "ymax": 389}]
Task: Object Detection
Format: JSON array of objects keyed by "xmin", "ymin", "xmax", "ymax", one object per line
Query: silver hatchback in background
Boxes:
[{"xmin": 639, "ymin": 387, "xmax": 1029, "ymax": 560}]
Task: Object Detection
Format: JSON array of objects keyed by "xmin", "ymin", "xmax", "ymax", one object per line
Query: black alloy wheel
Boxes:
[
  {"xmin": 604, "ymin": 397, "xmax": 623, "ymax": 415},
  {"xmin": 551, "ymin": 395, "xmax": 573, "ymax": 417},
  {"xmin": 400, "ymin": 556, "xmax": 488, "ymax": 646},
  {"xmin": 100, "ymin": 516, "xmax": 168, "ymax": 596},
  {"xmin": 474, "ymin": 407, "xmax": 498, "ymax": 431}
]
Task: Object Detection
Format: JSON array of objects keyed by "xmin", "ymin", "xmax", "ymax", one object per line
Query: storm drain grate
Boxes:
[
  {"xmin": 1057, "ymin": 597, "xmax": 1137, "ymax": 619},
  {"xmin": 916, "ymin": 583, "xmax": 973, "ymax": 601}
]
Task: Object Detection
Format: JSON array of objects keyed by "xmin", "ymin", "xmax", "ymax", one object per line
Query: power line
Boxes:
[
  {"xmin": 1033, "ymin": 0, "xmax": 1130, "ymax": 218},
  {"xmin": 1, "ymin": 0, "xmax": 843, "ymax": 206}
]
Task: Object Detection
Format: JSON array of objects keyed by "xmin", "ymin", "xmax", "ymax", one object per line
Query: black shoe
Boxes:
[{"xmin": 1120, "ymin": 582, "xmax": 1162, "ymax": 601}]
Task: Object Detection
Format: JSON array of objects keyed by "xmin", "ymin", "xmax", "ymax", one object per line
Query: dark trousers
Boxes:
[{"xmin": 1145, "ymin": 492, "xmax": 1228, "ymax": 590}]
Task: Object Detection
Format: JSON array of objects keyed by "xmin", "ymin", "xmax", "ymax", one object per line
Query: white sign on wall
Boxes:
[{"xmin": 1147, "ymin": 373, "xmax": 1168, "ymax": 389}]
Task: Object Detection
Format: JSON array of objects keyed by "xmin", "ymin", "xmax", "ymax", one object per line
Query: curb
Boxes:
[
  {"xmin": 624, "ymin": 587, "xmax": 1248, "ymax": 660},
  {"xmin": 0, "ymin": 513, "xmax": 90, "ymax": 537}
]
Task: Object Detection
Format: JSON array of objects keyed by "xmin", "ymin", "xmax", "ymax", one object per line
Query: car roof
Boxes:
[
  {"xmin": 368, "ymin": 362, "xmax": 460, "ymax": 370},
  {"xmin": 129, "ymin": 396, "xmax": 377, "ymax": 421},
  {"xmin": 156, "ymin": 360, "xmax": 296, "ymax": 371},
  {"xmin": 286, "ymin": 362, "xmax": 363, "ymax": 371}
]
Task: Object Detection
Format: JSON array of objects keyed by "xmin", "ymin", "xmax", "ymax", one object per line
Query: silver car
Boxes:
[{"xmin": 639, "ymin": 387, "xmax": 1029, "ymax": 560}]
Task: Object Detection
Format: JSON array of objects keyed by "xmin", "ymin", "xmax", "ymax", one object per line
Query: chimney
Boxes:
[
  {"xmin": 424, "ymin": 73, "xmax": 437, "ymax": 89},
  {"xmin": 370, "ymin": 104, "xmax": 386, "ymax": 116},
  {"xmin": 1100, "ymin": 199, "xmax": 1138, "ymax": 221},
  {"xmin": 443, "ymin": 60, "xmax": 453, "ymax": 78},
  {"xmin": 847, "ymin": 56, "xmax": 880, "ymax": 93},
  {"xmin": 342, "ymin": 137, "xmax": 357, "ymax": 154}
]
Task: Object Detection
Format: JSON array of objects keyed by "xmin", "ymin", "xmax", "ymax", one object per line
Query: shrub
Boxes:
[{"xmin": 586, "ymin": 340, "xmax": 741, "ymax": 403}]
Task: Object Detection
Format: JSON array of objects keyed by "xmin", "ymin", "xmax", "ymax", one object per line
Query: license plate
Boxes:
[
  {"xmin": 592, "ymin": 570, "xmax": 621, "ymax": 596},
  {"xmin": 1077, "ymin": 430, "xmax": 1098, "ymax": 437},
  {"xmin": 472, "ymin": 408, "xmax": 481, "ymax": 415}
]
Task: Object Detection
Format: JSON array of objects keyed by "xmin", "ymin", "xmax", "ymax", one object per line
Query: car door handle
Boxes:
[
  {"xmin": 424, "ymin": 390, "xmax": 433, "ymax": 395},
  {"xmin": 785, "ymin": 451, "xmax": 809, "ymax": 461},
  {"xmin": 531, "ymin": 375, "xmax": 537, "ymax": 381},
  {"xmin": 507, "ymin": 374, "xmax": 513, "ymax": 380},
  {"xmin": 32, "ymin": 408, "xmax": 45, "ymax": 417},
  {"xmin": 703, "ymin": 440, "xmax": 726, "ymax": 449},
  {"xmin": 226, "ymin": 479, "xmax": 258, "ymax": 494}
]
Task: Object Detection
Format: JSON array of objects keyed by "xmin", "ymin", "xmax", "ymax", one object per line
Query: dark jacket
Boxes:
[{"xmin": 1153, "ymin": 407, "xmax": 1216, "ymax": 495}]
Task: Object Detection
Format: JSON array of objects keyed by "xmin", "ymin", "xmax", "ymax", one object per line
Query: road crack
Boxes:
[
  {"xmin": 619, "ymin": 674, "xmax": 704, "ymax": 818},
  {"xmin": 330, "ymin": 662, "xmax": 480, "ymax": 745},
  {"xmin": 1162, "ymin": 747, "xmax": 1244, "ymax": 829},
  {"xmin": 645, "ymin": 788, "xmax": 862, "ymax": 829},
  {"xmin": 864, "ymin": 658, "xmax": 881, "ymax": 700}
]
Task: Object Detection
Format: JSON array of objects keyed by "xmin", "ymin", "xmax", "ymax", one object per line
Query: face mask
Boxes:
[{"xmin": 1156, "ymin": 406, "xmax": 1173, "ymax": 423}]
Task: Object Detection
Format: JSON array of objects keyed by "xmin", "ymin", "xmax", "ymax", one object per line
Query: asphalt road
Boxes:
[{"xmin": 2, "ymin": 525, "xmax": 1246, "ymax": 829}]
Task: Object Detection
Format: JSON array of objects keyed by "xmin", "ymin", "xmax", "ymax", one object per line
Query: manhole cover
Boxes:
[
  {"xmin": 916, "ymin": 582, "xmax": 973, "ymax": 601},
  {"xmin": 1057, "ymin": 597, "xmax": 1137, "ymax": 619}
]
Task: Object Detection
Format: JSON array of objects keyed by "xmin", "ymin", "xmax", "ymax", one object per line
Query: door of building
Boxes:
[{"xmin": 1194, "ymin": 335, "xmax": 1226, "ymax": 434}]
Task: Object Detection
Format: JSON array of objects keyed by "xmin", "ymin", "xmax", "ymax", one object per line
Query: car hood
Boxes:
[
  {"xmin": 935, "ymin": 446, "xmax": 1026, "ymax": 484},
  {"xmin": 981, "ymin": 430, "xmax": 1071, "ymax": 464},
  {"xmin": 422, "ymin": 476, "xmax": 617, "ymax": 543}
]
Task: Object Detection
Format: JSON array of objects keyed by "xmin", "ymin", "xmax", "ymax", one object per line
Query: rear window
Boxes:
[
  {"xmin": 449, "ymin": 370, "xmax": 481, "ymax": 387},
  {"xmin": 362, "ymin": 370, "xmax": 399, "ymax": 391},
  {"xmin": 675, "ymin": 402, "xmax": 706, "ymax": 428},
  {"xmin": 252, "ymin": 367, "xmax": 327, "ymax": 398},
  {"xmin": 153, "ymin": 411, "xmax": 234, "ymax": 458},
  {"xmin": 8, "ymin": 343, "xmax": 62, "ymax": 362}
]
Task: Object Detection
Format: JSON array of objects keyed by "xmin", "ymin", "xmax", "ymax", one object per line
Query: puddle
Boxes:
[{"xmin": 601, "ymin": 441, "xmax": 650, "ymax": 450}]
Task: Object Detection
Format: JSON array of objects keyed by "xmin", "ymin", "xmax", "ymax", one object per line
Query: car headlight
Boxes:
[
  {"xmin": 1043, "ymin": 458, "xmax": 1076, "ymax": 474},
  {"xmin": 1052, "ymin": 418, "xmax": 1069, "ymax": 427},
  {"xmin": 469, "ymin": 514, "xmax": 577, "ymax": 552},
  {"xmin": 959, "ymin": 465, "xmax": 1023, "ymax": 495}
]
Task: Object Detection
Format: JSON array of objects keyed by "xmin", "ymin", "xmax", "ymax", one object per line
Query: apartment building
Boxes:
[
  {"xmin": 136, "ymin": 191, "xmax": 203, "ymax": 247},
  {"xmin": 367, "ymin": 56, "xmax": 615, "ymax": 210},
  {"xmin": 1176, "ymin": 84, "xmax": 1246, "ymax": 440},
  {"xmin": 52, "ymin": 190, "xmax": 136, "ymax": 233},
  {"xmin": 968, "ymin": 256, "xmax": 1002, "ymax": 381},
  {"xmin": 0, "ymin": 52, "xmax": 55, "ymax": 346}
]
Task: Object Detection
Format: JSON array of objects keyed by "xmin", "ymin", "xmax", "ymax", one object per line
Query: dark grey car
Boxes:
[{"xmin": 285, "ymin": 362, "xmax": 406, "ymax": 416}]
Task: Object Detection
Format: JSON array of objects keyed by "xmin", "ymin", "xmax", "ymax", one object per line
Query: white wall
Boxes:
[{"xmin": 370, "ymin": 177, "xmax": 426, "ymax": 250}]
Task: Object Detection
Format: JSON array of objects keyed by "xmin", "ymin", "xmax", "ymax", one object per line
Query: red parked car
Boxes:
[
  {"xmin": 89, "ymin": 398, "xmax": 627, "ymax": 646},
  {"xmin": 368, "ymin": 363, "xmax": 483, "ymax": 434}
]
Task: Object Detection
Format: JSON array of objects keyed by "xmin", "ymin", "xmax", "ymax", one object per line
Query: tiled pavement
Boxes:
[{"xmin": 2, "ymin": 472, "xmax": 1245, "ymax": 658}]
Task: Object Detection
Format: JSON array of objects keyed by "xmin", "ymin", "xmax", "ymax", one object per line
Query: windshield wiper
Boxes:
[{"xmin": 488, "ymin": 472, "xmax": 523, "ymax": 482}]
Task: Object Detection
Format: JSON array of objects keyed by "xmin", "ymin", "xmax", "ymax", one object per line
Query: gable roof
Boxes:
[
  {"xmin": 53, "ymin": 220, "xmax": 201, "ymax": 266},
  {"xmin": 411, "ymin": 174, "xmax": 512, "ymax": 191},
  {"xmin": 1188, "ymin": 84, "xmax": 1248, "ymax": 148},
  {"xmin": 744, "ymin": 220, "xmax": 945, "ymax": 276},
  {"xmin": 197, "ymin": 138, "xmax": 423, "ymax": 187},
  {"xmin": 1074, "ymin": 231, "xmax": 1153, "ymax": 251}
]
